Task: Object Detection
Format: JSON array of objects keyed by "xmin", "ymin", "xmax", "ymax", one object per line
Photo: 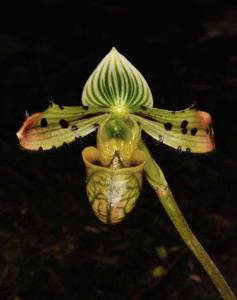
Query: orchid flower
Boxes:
[{"xmin": 17, "ymin": 48, "xmax": 235, "ymax": 299}]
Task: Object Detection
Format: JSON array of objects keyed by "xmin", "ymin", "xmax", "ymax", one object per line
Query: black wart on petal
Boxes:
[{"xmin": 164, "ymin": 122, "xmax": 172, "ymax": 130}]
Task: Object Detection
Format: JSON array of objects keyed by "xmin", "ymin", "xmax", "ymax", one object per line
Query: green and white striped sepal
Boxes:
[{"xmin": 82, "ymin": 47, "xmax": 153, "ymax": 110}]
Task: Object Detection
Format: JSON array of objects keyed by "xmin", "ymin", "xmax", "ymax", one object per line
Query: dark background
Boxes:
[{"xmin": 1, "ymin": 1, "xmax": 237, "ymax": 299}]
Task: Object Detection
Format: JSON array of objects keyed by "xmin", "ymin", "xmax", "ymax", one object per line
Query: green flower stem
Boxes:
[{"xmin": 140, "ymin": 140, "xmax": 236, "ymax": 300}]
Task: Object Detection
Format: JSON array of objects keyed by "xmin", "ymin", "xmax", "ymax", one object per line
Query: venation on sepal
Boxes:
[
  {"xmin": 132, "ymin": 106, "xmax": 215, "ymax": 153},
  {"xmin": 17, "ymin": 102, "xmax": 109, "ymax": 151},
  {"xmin": 82, "ymin": 47, "xmax": 153, "ymax": 109}
]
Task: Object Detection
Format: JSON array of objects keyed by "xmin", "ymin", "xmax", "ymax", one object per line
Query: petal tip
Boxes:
[
  {"xmin": 110, "ymin": 47, "xmax": 121, "ymax": 58},
  {"xmin": 111, "ymin": 46, "xmax": 118, "ymax": 52},
  {"xmin": 16, "ymin": 113, "xmax": 41, "ymax": 148}
]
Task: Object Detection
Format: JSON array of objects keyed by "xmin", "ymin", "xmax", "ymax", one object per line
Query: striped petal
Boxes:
[
  {"xmin": 132, "ymin": 107, "xmax": 215, "ymax": 153},
  {"xmin": 82, "ymin": 47, "xmax": 153, "ymax": 109},
  {"xmin": 16, "ymin": 102, "xmax": 109, "ymax": 151}
]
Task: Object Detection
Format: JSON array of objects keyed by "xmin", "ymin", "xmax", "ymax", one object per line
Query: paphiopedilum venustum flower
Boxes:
[
  {"xmin": 17, "ymin": 47, "xmax": 214, "ymax": 223},
  {"xmin": 17, "ymin": 48, "xmax": 235, "ymax": 300}
]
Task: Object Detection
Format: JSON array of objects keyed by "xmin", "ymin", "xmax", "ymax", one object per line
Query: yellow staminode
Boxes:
[{"xmin": 111, "ymin": 104, "xmax": 129, "ymax": 116}]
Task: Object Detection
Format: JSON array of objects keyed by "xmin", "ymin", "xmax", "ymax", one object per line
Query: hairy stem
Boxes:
[{"xmin": 140, "ymin": 140, "xmax": 236, "ymax": 300}]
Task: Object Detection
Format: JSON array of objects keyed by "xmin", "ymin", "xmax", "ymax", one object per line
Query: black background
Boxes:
[{"xmin": 1, "ymin": 1, "xmax": 237, "ymax": 299}]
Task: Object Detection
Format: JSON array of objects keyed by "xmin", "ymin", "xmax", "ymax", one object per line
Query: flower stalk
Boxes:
[{"xmin": 140, "ymin": 140, "xmax": 236, "ymax": 300}]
